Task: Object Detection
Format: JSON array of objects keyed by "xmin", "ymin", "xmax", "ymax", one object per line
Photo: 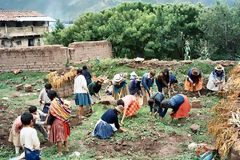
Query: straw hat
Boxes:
[
  {"xmin": 215, "ymin": 64, "xmax": 224, "ymax": 71},
  {"xmin": 115, "ymin": 105, "xmax": 124, "ymax": 113},
  {"xmin": 113, "ymin": 74, "xmax": 123, "ymax": 83},
  {"xmin": 192, "ymin": 68, "xmax": 200, "ymax": 76}
]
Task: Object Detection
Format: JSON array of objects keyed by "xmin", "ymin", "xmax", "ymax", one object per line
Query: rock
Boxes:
[
  {"xmin": 188, "ymin": 142, "xmax": 198, "ymax": 150},
  {"xmin": 190, "ymin": 124, "xmax": 200, "ymax": 133},
  {"xmin": 1, "ymin": 97, "xmax": 9, "ymax": 100},
  {"xmin": 10, "ymin": 92, "xmax": 20, "ymax": 98},
  {"xmin": 36, "ymin": 80, "xmax": 42, "ymax": 84},
  {"xmin": 134, "ymin": 57, "xmax": 144, "ymax": 62},
  {"xmin": 69, "ymin": 151, "xmax": 81, "ymax": 157},
  {"xmin": 31, "ymin": 83, "xmax": 37, "ymax": 86},
  {"xmin": 15, "ymin": 84, "xmax": 24, "ymax": 91},
  {"xmin": 191, "ymin": 99, "xmax": 202, "ymax": 108},
  {"xmin": 24, "ymin": 84, "xmax": 33, "ymax": 92},
  {"xmin": 12, "ymin": 69, "xmax": 22, "ymax": 75},
  {"xmin": 99, "ymin": 96, "xmax": 116, "ymax": 105}
]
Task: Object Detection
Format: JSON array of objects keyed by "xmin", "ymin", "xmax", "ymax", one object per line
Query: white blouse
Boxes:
[{"xmin": 74, "ymin": 75, "xmax": 88, "ymax": 94}]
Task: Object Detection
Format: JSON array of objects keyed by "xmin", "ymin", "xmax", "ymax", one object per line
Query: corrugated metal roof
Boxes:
[
  {"xmin": 16, "ymin": 17, "xmax": 56, "ymax": 22},
  {"xmin": 0, "ymin": 10, "xmax": 55, "ymax": 22}
]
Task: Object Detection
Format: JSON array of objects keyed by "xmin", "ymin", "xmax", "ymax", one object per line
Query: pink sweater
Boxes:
[{"xmin": 121, "ymin": 95, "xmax": 136, "ymax": 108}]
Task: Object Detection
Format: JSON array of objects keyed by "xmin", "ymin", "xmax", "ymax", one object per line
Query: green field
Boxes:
[{"xmin": 0, "ymin": 59, "xmax": 225, "ymax": 159}]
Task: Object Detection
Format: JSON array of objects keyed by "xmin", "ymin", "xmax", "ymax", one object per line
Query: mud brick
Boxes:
[
  {"xmin": 24, "ymin": 84, "xmax": 33, "ymax": 92},
  {"xmin": 191, "ymin": 100, "xmax": 202, "ymax": 108},
  {"xmin": 15, "ymin": 84, "xmax": 24, "ymax": 91}
]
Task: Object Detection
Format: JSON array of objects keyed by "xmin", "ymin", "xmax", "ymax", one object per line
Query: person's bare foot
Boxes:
[
  {"xmin": 65, "ymin": 147, "xmax": 69, "ymax": 152},
  {"xmin": 58, "ymin": 152, "xmax": 63, "ymax": 156}
]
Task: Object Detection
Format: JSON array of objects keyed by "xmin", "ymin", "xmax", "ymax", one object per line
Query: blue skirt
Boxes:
[
  {"xmin": 75, "ymin": 93, "xmax": 91, "ymax": 106},
  {"xmin": 93, "ymin": 120, "xmax": 114, "ymax": 139}
]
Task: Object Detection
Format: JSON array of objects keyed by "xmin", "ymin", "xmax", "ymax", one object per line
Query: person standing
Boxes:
[
  {"xmin": 141, "ymin": 71, "xmax": 155, "ymax": 105},
  {"xmin": 20, "ymin": 112, "xmax": 41, "ymax": 160},
  {"xmin": 47, "ymin": 90, "xmax": 71, "ymax": 156},
  {"xmin": 39, "ymin": 83, "xmax": 52, "ymax": 114},
  {"xmin": 82, "ymin": 65, "xmax": 92, "ymax": 86},
  {"xmin": 74, "ymin": 69, "xmax": 91, "ymax": 120}
]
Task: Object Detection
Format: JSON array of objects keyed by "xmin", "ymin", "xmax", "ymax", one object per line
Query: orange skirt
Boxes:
[
  {"xmin": 171, "ymin": 95, "xmax": 191, "ymax": 119},
  {"xmin": 184, "ymin": 79, "xmax": 203, "ymax": 91},
  {"xmin": 125, "ymin": 100, "xmax": 140, "ymax": 117}
]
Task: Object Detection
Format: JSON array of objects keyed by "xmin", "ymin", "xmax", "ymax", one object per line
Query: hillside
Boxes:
[{"xmin": 0, "ymin": 0, "xmax": 235, "ymax": 21}]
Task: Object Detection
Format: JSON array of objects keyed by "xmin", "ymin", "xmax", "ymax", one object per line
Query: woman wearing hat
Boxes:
[
  {"xmin": 128, "ymin": 71, "xmax": 141, "ymax": 95},
  {"xmin": 159, "ymin": 94, "xmax": 191, "ymax": 121},
  {"xmin": 92, "ymin": 106, "xmax": 125, "ymax": 139},
  {"xmin": 112, "ymin": 74, "xmax": 128, "ymax": 100},
  {"xmin": 184, "ymin": 68, "xmax": 203, "ymax": 95},
  {"xmin": 88, "ymin": 78, "xmax": 104, "ymax": 103},
  {"xmin": 207, "ymin": 64, "xmax": 225, "ymax": 92}
]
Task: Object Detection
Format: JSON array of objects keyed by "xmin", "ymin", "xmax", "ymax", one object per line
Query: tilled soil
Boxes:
[{"xmin": 86, "ymin": 131, "xmax": 191, "ymax": 158}]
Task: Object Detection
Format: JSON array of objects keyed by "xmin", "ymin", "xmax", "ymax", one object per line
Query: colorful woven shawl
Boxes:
[{"xmin": 49, "ymin": 98, "xmax": 71, "ymax": 122}]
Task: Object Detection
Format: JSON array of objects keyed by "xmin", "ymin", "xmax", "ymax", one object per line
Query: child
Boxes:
[
  {"xmin": 20, "ymin": 112, "xmax": 41, "ymax": 160},
  {"xmin": 8, "ymin": 115, "xmax": 22, "ymax": 155},
  {"xmin": 28, "ymin": 106, "xmax": 48, "ymax": 140}
]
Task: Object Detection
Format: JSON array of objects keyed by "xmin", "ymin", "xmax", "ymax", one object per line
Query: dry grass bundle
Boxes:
[
  {"xmin": 209, "ymin": 65, "xmax": 240, "ymax": 159},
  {"xmin": 47, "ymin": 67, "xmax": 77, "ymax": 90}
]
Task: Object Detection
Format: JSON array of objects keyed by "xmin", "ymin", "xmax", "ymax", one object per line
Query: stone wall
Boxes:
[
  {"xmin": 0, "ymin": 40, "xmax": 113, "ymax": 72},
  {"xmin": 68, "ymin": 40, "xmax": 112, "ymax": 63}
]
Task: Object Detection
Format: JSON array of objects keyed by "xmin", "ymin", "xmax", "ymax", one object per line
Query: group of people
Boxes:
[
  {"xmin": 92, "ymin": 64, "xmax": 226, "ymax": 139},
  {"xmin": 8, "ymin": 64, "xmax": 226, "ymax": 159},
  {"xmin": 9, "ymin": 84, "xmax": 71, "ymax": 159}
]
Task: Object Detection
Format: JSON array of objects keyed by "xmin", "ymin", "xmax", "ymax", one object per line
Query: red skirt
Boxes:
[
  {"xmin": 49, "ymin": 118, "xmax": 70, "ymax": 143},
  {"xmin": 125, "ymin": 100, "xmax": 140, "ymax": 117},
  {"xmin": 171, "ymin": 95, "xmax": 191, "ymax": 119}
]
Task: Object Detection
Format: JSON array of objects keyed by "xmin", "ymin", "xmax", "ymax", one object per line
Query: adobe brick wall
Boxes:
[
  {"xmin": 68, "ymin": 40, "xmax": 112, "ymax": 63},
  {"xmin": 0, "ymin": 45, "xmax": 69, "ymax": 72},
  {"xmin": 0, "ymin": 40, "xmax": 113, "ymax": 72}
]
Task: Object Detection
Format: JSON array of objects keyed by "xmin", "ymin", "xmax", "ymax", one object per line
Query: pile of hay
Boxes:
[
  {"xmin": 209, "ymin": 65, "xmax": 240, "ymax": 159},
  {"xmin": 47, "ymin": 67, "xmax": 77, "ymax": 97}
]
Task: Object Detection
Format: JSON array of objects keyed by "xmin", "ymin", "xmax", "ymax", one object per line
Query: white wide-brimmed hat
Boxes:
[
  {"xmin": 130, "ymin": 71, "xmax": 138, "ymax": 80},
  {"xmin": 113, "ymin": 74, "xmax": 123, "ymax": 83},
  {"xmin": 215, "ymin": 64, "xmax": 224, "ymax": 71}
]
